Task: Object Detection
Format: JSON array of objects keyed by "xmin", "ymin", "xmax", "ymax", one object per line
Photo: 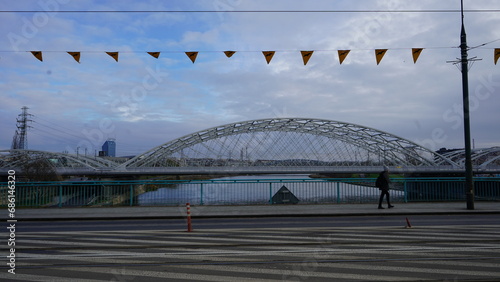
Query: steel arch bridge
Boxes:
[
  {"xmin": 120, "ymin": 118, "xmax": 453, "ymax": 168},
  {"xmin": 1, "ymin": 118, "xmax": 500, "ymax": 175}
]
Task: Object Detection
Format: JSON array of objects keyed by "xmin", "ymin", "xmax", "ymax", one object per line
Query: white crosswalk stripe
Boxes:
[{"xmin": 1, "ymin": 225, "xmax": 499, "ymax": 281}]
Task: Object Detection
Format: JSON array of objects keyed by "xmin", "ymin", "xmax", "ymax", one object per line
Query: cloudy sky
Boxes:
[{"xmin": 1, "ymin": 0, "xmax": 500, "ymax": 157}]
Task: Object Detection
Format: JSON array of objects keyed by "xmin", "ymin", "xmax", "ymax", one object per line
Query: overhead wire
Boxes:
[
  {"xmin": 29, "ymin": 128, "xmax": 77, "ymax": 149},
  {"xmin": 34, "ymin": 116, "xmax": 86, "ymax": 139},
  {"xmin": 30, "ymin": 122, "xmax": 83, "ymax": 145},
  {"xmin": 2, "ymin": 9, "xmax": 500, "ymax": 13},
  {"xmin": 469, "ymin": 38, "xmax": 500, "ymax": 50},
  {"xmin": 32, "ymin": 118, "xmax": 156, "ymax": 156},
  {"xmin": 0, "ymin": 46, "xmax": 460, "ymax": 54}
]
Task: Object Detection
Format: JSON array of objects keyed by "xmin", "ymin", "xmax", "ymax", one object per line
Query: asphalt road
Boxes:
[
  {"xmin": 16, "ymin": 213, "xmax": 500, "ymax": 232},
  {"xmin": 3, "ymin": 214, "xmax": 500, "ymax": 281}
]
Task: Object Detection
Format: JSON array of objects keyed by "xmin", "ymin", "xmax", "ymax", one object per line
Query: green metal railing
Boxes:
[{"xmin": 1, "ymin": 177, "xmax": 499, "ymax": 208}]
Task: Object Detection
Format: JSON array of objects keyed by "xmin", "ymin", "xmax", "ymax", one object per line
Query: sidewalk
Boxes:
[{"xmin": 9, "ymin": 202, "xmax": 500, "ymax": 221}]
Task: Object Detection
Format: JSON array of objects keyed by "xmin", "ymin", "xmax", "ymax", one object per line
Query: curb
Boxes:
[{"xmin": 7, "ymin": 209, "xmax": 500, "ymax": 221}]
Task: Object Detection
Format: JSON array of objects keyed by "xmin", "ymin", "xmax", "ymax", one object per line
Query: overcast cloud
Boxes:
[{"xmin": 1, "ymin": 0, "xmax": 500, "ymax": 156}]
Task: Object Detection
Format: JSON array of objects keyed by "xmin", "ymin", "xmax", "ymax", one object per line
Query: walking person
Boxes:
[{"xmin": 376, "ymin": 166, "xmax": 394, "ymax": 209}]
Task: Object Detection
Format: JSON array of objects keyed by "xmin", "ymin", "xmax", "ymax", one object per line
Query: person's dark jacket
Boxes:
[{"xmin": 377, "ymin": 171, "xmax": 390, "ymax": 191}]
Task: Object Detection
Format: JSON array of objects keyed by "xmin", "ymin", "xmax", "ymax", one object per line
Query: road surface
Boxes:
[{"xmin": 2, "ymin": 214, "xmax": 500, "ymax": 281}]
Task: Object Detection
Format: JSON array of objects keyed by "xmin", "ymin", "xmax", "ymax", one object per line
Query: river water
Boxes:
[{"xmin": 138, "ymin": 174, "xmax": 404, "ymax": 206}]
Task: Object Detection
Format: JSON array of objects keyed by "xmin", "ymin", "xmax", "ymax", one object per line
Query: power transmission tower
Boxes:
[{"xmin": 11, "ymin": 106, "xmax": 33, "ymax": 150}]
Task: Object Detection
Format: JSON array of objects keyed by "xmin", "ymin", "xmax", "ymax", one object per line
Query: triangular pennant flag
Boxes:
[
  {"xmin": 300, "ymin": 51, "xmax": 314, "ymax": 65},
  {"xmin": 224, "ymin": 51, "xmax": 236, "ymax": 58},
  {"xmin": 147, "ymin": 52, "xmax": 160, "ymax": 59},
  {"xmin": 412, "ymin": 48, "xmax": 423, "ymax": 64},
  {"xmin": 262, "ymin": 51, "xmax": 275, "ymax": 64},
  {"xmin": 338, "ymin": 50, "xmax": 350, "ymax": 64},
  {"xmin": 106, "ymin": 52, "xmax": 119, "ymax": 62},
  {"xmin": 375, "ymin": 49, "xmax": 388, "ymax": 65},
  {"xmin": 67, "ymin": 52, "xmax": 80, "ymax": 63},
  {"xmin": 185, "ymin": 52, "xmax": 198, "ymax": 63},
  {"xmin": 31, "ymin": 51, "xmax": 43, "ymax": 62},
  {"xmin": 495, "ymin": 49, "xmax": 500, "ymax": 65}
]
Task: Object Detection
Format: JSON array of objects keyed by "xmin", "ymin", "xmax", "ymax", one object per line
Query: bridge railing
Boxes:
[{"xmin": 1, "ymin": 177, "xmax": 499, "ymax": 208}]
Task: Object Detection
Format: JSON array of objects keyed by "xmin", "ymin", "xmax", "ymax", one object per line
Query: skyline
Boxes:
[{"xmin": 2, "ymin": 0, "xmax": 500, "ymax": 157}]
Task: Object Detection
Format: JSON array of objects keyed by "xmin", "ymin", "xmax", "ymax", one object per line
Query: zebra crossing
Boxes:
[{"xmin": 2, "ymin": 224, "xmax": 500, "ymax": 281}]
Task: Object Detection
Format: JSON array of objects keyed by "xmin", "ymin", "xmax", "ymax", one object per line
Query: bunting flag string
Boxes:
[
  {"xmin": 224, "ymin": 51, "xmax": 236, "ymax": 58},
  {"xmin": 375, "ymin": 49, "xmax": 388, "ymax": 65},
  {"xmin": 300, "ymin": 51, "xmax": 314, "ymax": 65},
  {"xmin": 262, "ymin": 51, "xmax": 275, "ymax": 64},
  {"xmin": 185, "ymin": 52, "xmax": 198, "ymax": 63},
  {"xmin": 147, "ymin": 52, "xmax": 160, "ymax": 59},
  {"xmin": 31, "ymin": 51, "xmax": 43, "ymax": 62},
  {"xmin": 106, "ymin": 52, "xmax": 119, "ymax": 62},
  {"xmin": 412, "ymin": 48, "xmax": 423, "ymax": 63},
  {"xmin": 338, "ymin": 50, "xmax": 350, "ymax": 64},
  {"xmin": 67, "ymin": 52, "xmax": 80, "ymax": 63},
  {"xmin": 15, "ymin": 47, "xmax": 500, "ymax": 65},
  {"xmin": 494, "ymin": 48, "xmax": 500, "ymax": 65}
]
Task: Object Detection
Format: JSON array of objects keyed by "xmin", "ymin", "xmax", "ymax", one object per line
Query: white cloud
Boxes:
[{"xmin": 1, "ymin": 0, "xmax": 500, "ymax": 156}]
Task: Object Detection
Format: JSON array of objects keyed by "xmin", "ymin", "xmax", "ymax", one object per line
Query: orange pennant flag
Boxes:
[
  {"xmin": 224, "ymin": 51, "xmax": 236, "ymax": 58},
  {"xmin": 495, "ymin": 49, "xmax": 500, "ymax": 65},
  {"xmin": 106, "ymin": 52, "xmax": 119, "ymax": 62},
  {"xmin": 147, "ymin": 52, "xmax": 160, "ymax": 59},
  {"xmin": 67, "ymin": 52, "xmax": 80, "ymax": 63},
  {"xmin": 300, "ymin": 51, "xmax": 314, "ymax": 65},
  {"xmin": 338, "ymin": 50, "xmax": 350, "ymax": 64},
  {"xmin": 262, "ymin": 51, "xmax": 275, "ymax": 64},
  {"xmin": 185, "ymin": 52, "xmax": 198, "ymax": 63},
  {"xmin": 412, "ymin": 48, "xmax": 423, "ymax": 64},
  {"xmin": 375, "ymin": 49, "xmax": 388, "ymax": 65},
  {"xmin": 31, "ymin": 51, "xmax": 43, "ymax": 62}
]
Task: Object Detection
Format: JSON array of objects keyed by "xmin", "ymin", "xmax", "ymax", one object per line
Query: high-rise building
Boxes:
[{"xmin": 102, "ymin": 139, "xmax": 116, "ymax": 157}]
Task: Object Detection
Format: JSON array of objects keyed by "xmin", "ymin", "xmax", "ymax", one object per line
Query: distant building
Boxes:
[
  {"xmin": 102, "ymin": 139, "xmax": 116, "ymax": 157},
  {"xmin": 436, "ymin": 147, "xmax": 462, "ymax": 155}
]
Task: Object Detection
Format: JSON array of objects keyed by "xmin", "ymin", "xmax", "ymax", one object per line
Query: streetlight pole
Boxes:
[{"xmin": 459, "ymin": 0, "xmax": 475, "ymax": 210}]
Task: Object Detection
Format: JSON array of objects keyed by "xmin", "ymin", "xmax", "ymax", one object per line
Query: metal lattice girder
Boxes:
[
  {"xmin": 121, "ymin": 118, "xmax": 456, "ymax": 168},
  {"xmin": 437, "ymin": 147, "xmax": 500, "ymax": 168},
  {"xmin": 473, "ymin": 147, "xmax": 500, "ymax": 168},
  {"xmin": 6, "ymin": 118, "xmax": 500, "ymax": 173},
  {"xmin": 0, "ymin": 149, "xmax": 119, "ymax": 170}
]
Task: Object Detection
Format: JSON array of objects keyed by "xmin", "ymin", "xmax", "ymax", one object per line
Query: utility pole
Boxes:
[{"xmin": 459, "ymin": 0, "xmax": 475, "ymax": 210}]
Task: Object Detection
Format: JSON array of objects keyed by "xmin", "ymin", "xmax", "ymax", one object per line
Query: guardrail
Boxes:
[{"xmin": 1, "ymin": 177, "xmax": 499, "ymax": 208}]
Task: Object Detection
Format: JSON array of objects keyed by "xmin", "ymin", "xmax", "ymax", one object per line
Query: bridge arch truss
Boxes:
[
  {"xmin": 0, "ymin": 149, "xmax": 119, "ymax": 171},
  {"xmin": 121, "ymin": 118, "xmax": 455, "ymax": 169}
]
